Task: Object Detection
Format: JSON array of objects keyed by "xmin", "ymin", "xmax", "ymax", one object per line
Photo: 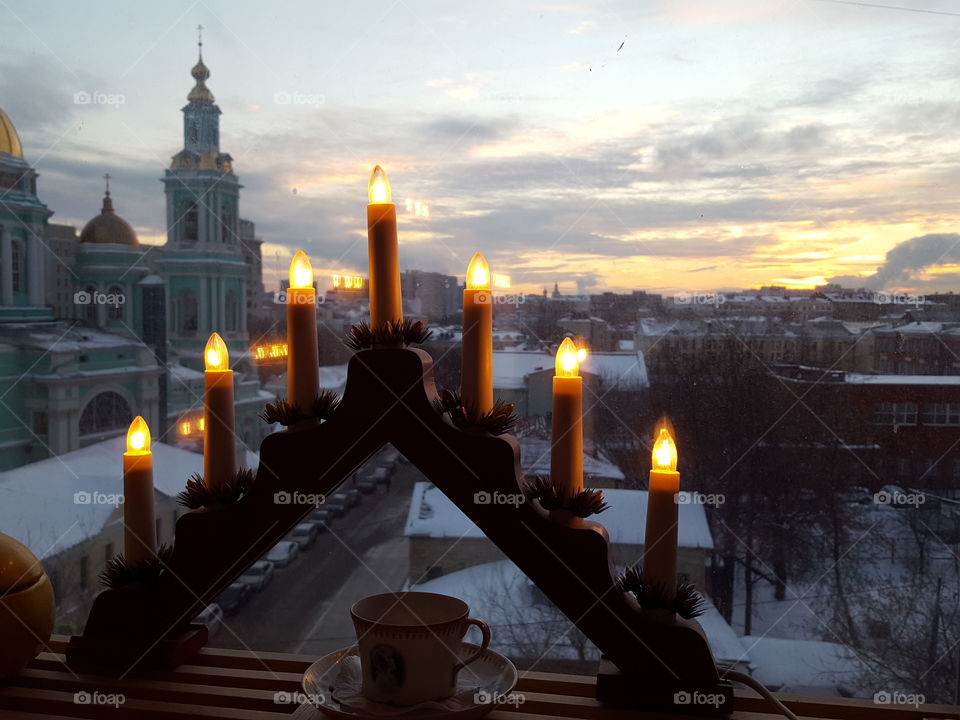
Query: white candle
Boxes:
[
  {"xmin": 461, "ymin": 252, "xmax": 493, "ymax": 421},
  {"xmin": 203, "ymin": 332, "xmax": 236, "ymax": 490},
  {"xmin": 643, "ymin": 422, "xmax": 680, "ymax": 598},
  {"xmin": 122, "ymin": 416, "xmax": 156, "ymax": 564},
  {"xmin": 367, "ymin": 165, "xmax": 402, "ymax": 327},
  {"xmin": 551, "ymin": 338, "xmax": 584, "ymax": 499},
  {"xmin": 287, "ymin": 250, "xmax": 320, "ymax": 414}
]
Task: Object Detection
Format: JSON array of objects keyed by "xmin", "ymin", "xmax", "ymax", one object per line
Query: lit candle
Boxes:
[
  {"xmin": 203, "ymin": 332, "xmax": 236, "ymax": 490},
  {"xmin": 550, "ymin": 338, "xmax": 583, "ymax": 499},
  {"xmin": 123, "ymin": 416, "xmax": 156, "ymax": 564},
  {"xmin": 367, "ymin": 165, "xmax": 402, "ymax": 327},
  {"xmin": 461, "ymin": 252, "xmax": 493, "ymax": 421},
  {"xmin": 287, "ymin": 250, "xmax": 320, "ymax": 414},
  {"xmin": 643, "ymin": 421, "xmax": 680, "ymax": 599}
]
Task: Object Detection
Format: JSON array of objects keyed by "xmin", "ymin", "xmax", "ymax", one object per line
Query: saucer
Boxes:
[{"xmin": 300, "ymin": 643, "xmax": 519, "ymax": 720}]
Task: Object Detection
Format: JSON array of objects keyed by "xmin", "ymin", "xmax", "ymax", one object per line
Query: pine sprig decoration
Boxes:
[
  {"xmin": 433, "ymin": 388, "xmax": 517, "ymax": 436},
  {"xmin": 523, "ymin": 475, "xmax": 609, "ymax": 517},
  {"xmin": 260, "ymin": 391, "xmax": 342, "ymax": 426},
  {"xmin": 99, "ymin": 544, "xmax": 175, "ymax": 589},
  {"xmin": 177, "ymin": 468, "xmax": 256, "ymax": 509},
  {"xmin": 344, "ymin": 319, "xmax": 432, "ymax": 351},
  {"xmin": 616, "ymin": 564, "xmax": 705, "ymax": 619}
]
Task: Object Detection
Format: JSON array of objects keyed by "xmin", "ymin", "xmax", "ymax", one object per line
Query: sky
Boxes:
[{"xmin": 1, "ymin": 0, "xmax": 959, "ymax": 296}]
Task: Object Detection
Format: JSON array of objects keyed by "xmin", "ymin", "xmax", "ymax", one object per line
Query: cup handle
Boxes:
[{"xmin": 452, "ymin": 617, "xmax": 491, "ymax": 681}]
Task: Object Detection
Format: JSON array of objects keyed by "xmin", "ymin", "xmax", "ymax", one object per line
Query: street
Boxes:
[{"xmin": 211, "ymin": 454, "xmax": 419, "ymax": 654}]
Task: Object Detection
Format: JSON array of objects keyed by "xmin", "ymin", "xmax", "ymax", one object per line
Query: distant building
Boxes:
[
  {"xmin": 873, "ymin": 321, "xmax": 960, "ymax": 375},
  {"xmin": 401, "ymin": 270, "xmax": 458, "ymax": 322},
  {"xmin": 558, "ymin": 316, "xmax": 615, "ymax": 351}
]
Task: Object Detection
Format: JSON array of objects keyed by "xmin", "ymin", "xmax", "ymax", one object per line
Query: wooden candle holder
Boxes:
[{"xmin": 66, "ymin": 347, "xmax": 732, "ymax": 715}]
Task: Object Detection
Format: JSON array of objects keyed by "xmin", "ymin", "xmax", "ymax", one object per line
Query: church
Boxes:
[{"xmin": 0, "ymin": 41, "xmax": 271, "ymax": 471}]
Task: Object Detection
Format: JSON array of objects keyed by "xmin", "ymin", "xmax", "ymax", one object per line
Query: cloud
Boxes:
[
  {"xmin": 829, "ymin": 233, "xmax": 960, "ymax": 290},
  {"xmin": 568, "ymin": 20, "xmax": 598, "ymax": 35}
]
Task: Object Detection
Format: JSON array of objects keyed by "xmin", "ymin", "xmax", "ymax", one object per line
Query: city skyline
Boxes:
[{"xmin": 2, "ymin": 0, "xmax": 959, "ymax": 296}]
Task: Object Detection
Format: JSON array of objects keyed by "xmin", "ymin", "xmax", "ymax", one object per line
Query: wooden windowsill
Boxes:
[{"xmin": 0, "ymin": 636, "xmax": 957, "ymax": 719}]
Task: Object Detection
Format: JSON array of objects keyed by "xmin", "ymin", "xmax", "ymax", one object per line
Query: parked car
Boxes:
[
  {"xmin": 194, "ymin": 603, "xmax": 224, "ymax": 638},
  {"xmin": 326, "ymin": 495, "xmax": 348, "ymax": 518},
  {"xmin": 346, "ymin": 488, "xmax": 362, "ymax": 508},
  {"xmin": 307, "ymin": 509, "xmax": 331, "ymax": 532},
  {"xmin": 356, "ymin": 477, "xmax": 377, "ymax": 494},
  {"xmin": 238, "ymin": 560, "xmax": 275, "ymax": 592},
  {"xmin": 265, "ymin": 540, "xmax": 299, "ymax": 568},
  {"xmin": 287, "ymin": 523, "xmax": 319, "ymax": 550},
  {"xmin": 217, "ymin": 583, "xmax": 251, "ymax": 616},
  {"xmin": 370, "ymin": 467, "xmax": 390, "ymax": 486}
]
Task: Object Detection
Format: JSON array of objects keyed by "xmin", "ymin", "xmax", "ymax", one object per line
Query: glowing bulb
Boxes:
[
  {"xmin": 368, "ymin": 165, "xmax": 392, "ymax": 204},
  {"xmin": 289, "ymin": 250, "xmax": 313, "ymax": 289},
  {"xmin": 204, "ymin": 332, "xmax": 229, "ymax": 372},
  {"xmin": 577, "ymin": 347, "xmax": 588, "ymax": 363},
  {"xmin": 466, "ymin": 252, "xmax": 491, "ymax": 290},
  {"xmin": 652, "ymin": 425, "xmax": 678, "ymax": 473},
  {"xmin": 555, "ymin": 337, "xmax": 579, "ymax": 378},
  {"xmin": 126, "ymin": 416, "xmax": 151, "ymax": 454}
]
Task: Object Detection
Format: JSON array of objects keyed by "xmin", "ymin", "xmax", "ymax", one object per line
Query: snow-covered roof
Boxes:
[
  {"xmin": 413, "ymin": 560, "xmax": 741, "ymax": 666},
  {"xmin": 517, "ymin": 437, "xmax": 624, "ymax": 481},
  {"xmin": 844, "ymin": 373, "xmax": 960, "ymax": 386},
  {"xmin": 168, "ymin": 363, "xmax": 204, "ymax": 380},
  {"xmin": 0, "ymin": 322, "xmax": 142, "ymax": 352},
  {"xmin": 0, "ymin": 436, "xmax": 202, "ymax": 557},
  {"xmin": 320, "ymin": 364, "xmax": 349, "ymax": 392},
  {"xmin": 405, "ymin": 482, "xmax": 714, "ymax": 549},
  {"xmin": 617, "ymin": 339, "xmax": 635, "ymax": 351},
  {"xmin": 740, "ymin": 636, "xmax": 864, "ymax": 694},
  {"xmin": 493, "ymin": 351, "xmax": 648, "ymax": 390}
]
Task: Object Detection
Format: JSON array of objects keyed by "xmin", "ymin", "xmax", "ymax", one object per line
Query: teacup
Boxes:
[{"xmin": 350, "ymin": 591, "xmax": 491, "ymax": 705}]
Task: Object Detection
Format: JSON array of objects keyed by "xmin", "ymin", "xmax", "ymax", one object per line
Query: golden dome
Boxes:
[
  {"xmin": 80, "ymin": 191, "xmax": 139, "ymax": 246},
  {"xmin": 0, "ymin": 108, "xmax": 23, "ymax": 158},
  {"xmin": 188, "ymin": 51, "xmax": 215, "ymax": 103}
]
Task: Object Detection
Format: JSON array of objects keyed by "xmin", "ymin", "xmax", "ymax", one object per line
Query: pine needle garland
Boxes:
[
  {"xmin": 433, "ymin": 388, "xmax": 517, "ymax": 436},
  {"xmin": 99, "ymin": 544, "xmax": 175, "ymax": 589},
  {"xmin": 344, "ymin": 319, "xmax": 432, "ymax": 351},
  {"xmin": 523, "ymin": 475, "xmax": 609, "ymax": 517},
  {"xmin": 616, "ymin": 564, "xmax": 705, "ymax": 619},
  {"xmin": 177, "ymin": 468, "xmax": 256, "ymax": 509},
  {"xmin": 260, "ymin": 391, "xmax": 341, "ymax": 426}
]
